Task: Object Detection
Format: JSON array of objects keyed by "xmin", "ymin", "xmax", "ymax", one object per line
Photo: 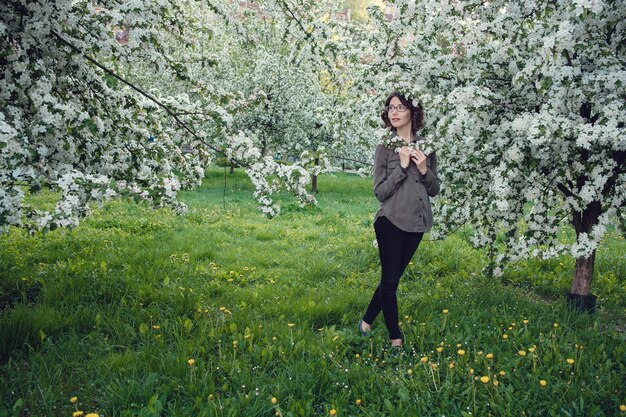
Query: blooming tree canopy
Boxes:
[
  {"xmin": 3, "ymin": 0, "xmax": 624, "ymax": 300},
  {"xmin": 1, "ymin": 0, "xmax": 357, "ymax": 229},
  {"xmin": 350, "ymin": 0, "xmax": 625, "ymax": 298},
  {"xmin": 1, "ymin": 0, "xmax": 228, "ymax": 231}
]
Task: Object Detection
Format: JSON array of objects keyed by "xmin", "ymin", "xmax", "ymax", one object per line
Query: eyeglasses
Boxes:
[{"xmin": 386, "ymin": 104, "xmax": 408, "ymax": 113}]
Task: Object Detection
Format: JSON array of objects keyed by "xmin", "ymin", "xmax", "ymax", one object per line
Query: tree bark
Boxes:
[
  {"xmin": 570, "ymin": 200, "xmax": 601, "ymax": 296},
  {"xmin": 311, "ymin": 157, "xmax": 319, "ymax": 193},
  {"xmin": 570, "ymin": 251, "xmax": 595, "ymax": 295},
  {"xmin": 230, "ymin": 160, "xmax": 235, "ymax": 174}
]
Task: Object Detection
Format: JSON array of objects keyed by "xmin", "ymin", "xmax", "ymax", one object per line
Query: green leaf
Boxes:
[
  {"xmin": 384, "ymin": 398, "xmax": 394, "ymax": 412},
  {"xmin": 398, "ymin": 386, "xmax": 410, "ymax": 402}
]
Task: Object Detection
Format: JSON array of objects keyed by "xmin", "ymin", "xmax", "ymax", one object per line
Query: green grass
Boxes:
[{"xmin": 1, "ymin": 169, "xmax": 625, "ymax": 417}]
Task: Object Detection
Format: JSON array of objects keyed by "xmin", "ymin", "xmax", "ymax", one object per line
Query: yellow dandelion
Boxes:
[
  {"xmin": 431, "ymin": 363, "xmax": 438, "ymax": 370},
  {"xmin": 449, "ymin": 362, "xmax": 455, "ymax": 369},
  {"xmin": 355, "ymin": 399, "xmax": 362, "ymax": 406},
  {"xmin": 566, "ymin": 359, "xmax": 575, "ymax": 365},
  {"xmin": 480, "ymin": 376, "xmax": 490, "ymax": 383},
  {"xmin": 486, "ymin": 353, "xmax": 494, "ymax": 359},
  {"xmin": 518, "ymin": 351, "xmax": 527, "ymax": 357},
  {"xmin": 330, "ymin": 409, "xmax": 337, "ymax": 416},
  {"xmin": 528, "ymin": 347, "xmax": 536, "ymax": 353},
  {"xmin": 152, "ymin": 325, "xmax": 160, "ymax": 330},
  {"xmin": 420, "ymin": 356, "xmax": 428, "ymax": 363},
  {"xmin": 70, "ymin": 397, "xmax": 78, "ymax": 404},
  {"xmin": 508, "ymin": 326, "xmax": 513, "ymax": 331},
  {"xmin": 208, "ymin": 394, "xmax": 214, "ymax": 401},
  {"xmin": 499, "ymin": 371, "xmax": 506, "ymax": 377},
  {"xmin": 553, "ymin": 323, "xmax": 559, "ymax": 328},
  {"xmin": 477, "ymin": 351, "xmax": 483, "ymax": 356},
  {"xmin": 355, "ymin": 353, "xmax": 360, "ymax": 359},
  {"xmin": 619, "ymin": 404, "xmax": 626, "ymax": 412},
  {"xmin": 457, "ymin": 349, "xmax": 465, "ymax": 356},
  {"xmin": 502, "ymin": 334, "xmax": 509, "ymax": 340},
  {"xmin": 73, "ymin": 411, "xmax": 84, "ymax": 417},
  {"xmin": 86, "ymin": 414, "xmax": 99, "ymax": 417},
  {"xmin": 469, "ymin": 368, "xmax": 474, "ymax": 374},
  {"xmin": 493, "ymin": 380, "xmax": 499, "ymax": 387},
  {"xmin": 407, "ymin": 369, "xmax": 413, "ymax": 375},
  {"xmin": 456, "ymin": 343, "xmax": 462, "ymax": 348},
  {"xmin": 233, "ymin": 340, "xmax": 238, "ymax": 347},
  {"xmin": 271, "ymin": 397, "xmax": 278, "ymax": 405},
  {"xmin": 287, "ymin": 323, "xmax": 295, "ymax": 328},
  {"xmin": 437, "ymin": 347, "xmax": 444, "ymax": 353},
  {"xmin": 442, "ymin": 309, "xmax": 449, "ymax": 314},
  {"xmin": 523, "ymin": 319, "xmax": 529, "ymax": 325},
  {"xmin": 187, "ymin": 359, "xmax": 196, "ymax": 366},
  {"xmin": 539, "ymin": 380, "xmax": 547, "ymax": 387}
]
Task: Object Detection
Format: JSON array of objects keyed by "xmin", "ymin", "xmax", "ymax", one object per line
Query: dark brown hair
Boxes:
[{"xmin": 380, "ymin": 92, "xmax": 424, "ymax": 135}]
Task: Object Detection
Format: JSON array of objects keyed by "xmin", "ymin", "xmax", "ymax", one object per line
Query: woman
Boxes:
[{"xmin": 358, "ymin": 92, "xmax": 440, "ymax": 347}]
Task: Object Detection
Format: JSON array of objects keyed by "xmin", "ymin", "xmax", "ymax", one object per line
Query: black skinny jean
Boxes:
[{"xmin": 363, "ymin": 216, "xmax": 423, "ymax": 340}]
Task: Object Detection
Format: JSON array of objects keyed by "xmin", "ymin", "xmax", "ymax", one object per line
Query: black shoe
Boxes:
[{"xmin": 358, "ymin": 320, "xmax": 369, "ymax": 336}]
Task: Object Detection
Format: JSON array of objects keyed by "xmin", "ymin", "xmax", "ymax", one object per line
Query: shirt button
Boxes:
[{"xmin": 415, "ymin": 179, "xmax": 419, "ymax": 183}]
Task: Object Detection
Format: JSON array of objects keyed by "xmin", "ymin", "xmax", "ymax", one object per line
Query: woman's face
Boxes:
[{"xmin": 388, "ymin": 96, "xmax": 412, "ymax": 132}]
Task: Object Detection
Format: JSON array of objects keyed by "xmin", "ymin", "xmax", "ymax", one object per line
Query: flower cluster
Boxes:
[{"xmin": 380, "ymin": 135, "xmax": 433, "ymax": 155}]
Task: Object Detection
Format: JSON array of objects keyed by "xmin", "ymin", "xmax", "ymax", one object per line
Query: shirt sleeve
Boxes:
[
  {"xmin": 421, "ymin": 151, "xmax": 440, "ymax": 197},
  {"xmin": 373, "ymin": 145, "xmax": 408, "ymax": 203}
]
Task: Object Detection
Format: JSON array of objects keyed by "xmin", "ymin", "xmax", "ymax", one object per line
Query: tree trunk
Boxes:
[
  {"xmin": 311, "ymin": 157, "xmax": 319, "ymax": 193},
  {"xmin": 570, "ymin": 251, "xmax": 595, "ymax": 295},
  {"xmin": 568, "ymin": 200, "xmax": 601, "ymax": 312},
  {"xmin": 229, "ymin": 160, "xmax": 235, "ymax": 174}
]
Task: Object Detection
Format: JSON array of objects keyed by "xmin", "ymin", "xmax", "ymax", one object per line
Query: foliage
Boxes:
[
  {"xmin": 3, "ymin": 0, "xmax": 624, "ymax": 289},
  {"xmin": 0, "ymin": 171, "xmax": 624, "ymax": 416},
  {"xmin": 349, "ymin": 0, "xmax": 626, "ymax": 274},
  {"xmin": 1, "ymin": 0, "xmax": 216, "ymax": 231},
  {"xmin": 0, "ymin": 0, "xmax": 357, "ymax": 230}
]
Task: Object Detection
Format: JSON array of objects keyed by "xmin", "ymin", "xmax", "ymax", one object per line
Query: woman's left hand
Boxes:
[{"xmin": 411, "ymin": 150, "xmax": 428, "ymax": 175}]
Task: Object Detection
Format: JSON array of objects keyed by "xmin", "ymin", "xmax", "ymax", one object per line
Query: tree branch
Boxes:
[
  {"xmin": 331, "ymin": 155, "xmax": 371, "ymax": 165},
  {"xmin": 50, "ymin": 30, "xmax": 249, "ymax": 168}
]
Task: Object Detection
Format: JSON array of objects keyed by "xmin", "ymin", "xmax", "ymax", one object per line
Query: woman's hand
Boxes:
[
  {"xmin": 399, "ymin": 147, "xmax": 411, "ymax": 169},
  {"xmin": 411, "ymin": 150, "xmax": 428, "ymax": 175}
]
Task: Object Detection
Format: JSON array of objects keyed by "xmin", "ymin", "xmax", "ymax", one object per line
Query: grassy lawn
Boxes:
[{"xmin": 1, "ymin": 168, "xmax": 625, "ymax": 417}]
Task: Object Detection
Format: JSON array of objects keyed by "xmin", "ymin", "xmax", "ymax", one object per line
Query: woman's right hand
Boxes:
[{"xmin": 399, "ymin": 147, "xmax": 411, "ymax": 169}]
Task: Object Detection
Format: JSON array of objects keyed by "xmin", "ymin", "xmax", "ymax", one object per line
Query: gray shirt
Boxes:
[{"xmin": 373, "ymin": 143, "xmax": 440, "ymax": 233}]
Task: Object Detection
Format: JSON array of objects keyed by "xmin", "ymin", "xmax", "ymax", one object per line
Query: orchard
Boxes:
[{"xmin": 1, "ymin": 1, "xmax": 625, "ymax": 416}]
